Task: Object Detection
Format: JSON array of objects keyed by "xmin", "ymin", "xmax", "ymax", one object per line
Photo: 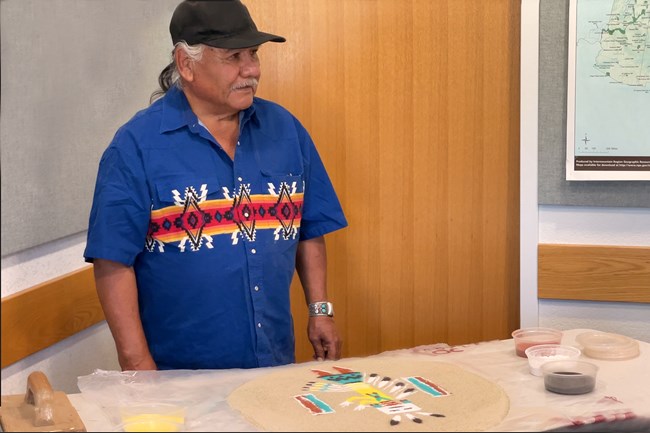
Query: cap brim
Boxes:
[{"xmin": 203, "ymin": 31, "xmax": 286, "ymax": 49}]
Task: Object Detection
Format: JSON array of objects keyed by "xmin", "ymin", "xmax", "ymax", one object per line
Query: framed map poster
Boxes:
[{"xmin": 566, "ymin": 0, "xmax": 650, "ymax": 181}]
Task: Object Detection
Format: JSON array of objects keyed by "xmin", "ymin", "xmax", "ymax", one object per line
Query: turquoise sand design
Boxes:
[{"xmin": 294, "ymin": 365, "xmax": 448, "ymax": 426}]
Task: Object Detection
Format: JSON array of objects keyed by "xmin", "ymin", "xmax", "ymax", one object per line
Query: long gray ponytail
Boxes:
[{"xmin": 150, "ymin": 42, "xmax": 205, "ymax": 104}]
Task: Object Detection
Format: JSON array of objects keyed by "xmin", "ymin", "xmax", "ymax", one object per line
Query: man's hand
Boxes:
[{"xmin": 308, "ymin": 316, "xmax": 342, "ymax": 361}]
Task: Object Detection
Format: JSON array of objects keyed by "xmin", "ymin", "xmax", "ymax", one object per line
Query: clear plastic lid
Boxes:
[{"xmin": 575, "ymin": 331, "xmax": 640, "ymax": 360}]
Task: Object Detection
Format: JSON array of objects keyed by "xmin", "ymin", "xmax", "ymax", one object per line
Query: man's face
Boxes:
[{"xmin": 186, "ymin": 45, "xmax": 261, "ymax": 115}]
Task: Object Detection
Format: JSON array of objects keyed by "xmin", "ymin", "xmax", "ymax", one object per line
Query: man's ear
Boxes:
[{"xmin": 175, "ymin": 48, "xmax": 195, "ymax": 82}]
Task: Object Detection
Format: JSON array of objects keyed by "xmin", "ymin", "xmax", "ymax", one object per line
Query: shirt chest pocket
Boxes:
[
  {"xmin": 259, "ymin": 171, "xmax": 304, "ymax": 197},
  {"xmin": 154, "ymin": 178, "xmax": 223, "ymax": 208}
]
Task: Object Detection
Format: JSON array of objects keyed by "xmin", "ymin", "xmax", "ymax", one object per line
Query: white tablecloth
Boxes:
[{"xmin": 69, "ymin": 328, "xmax": 650, "ymax": 432}]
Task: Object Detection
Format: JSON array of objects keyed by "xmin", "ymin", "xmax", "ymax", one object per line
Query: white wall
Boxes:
[
  {"xmin": 0, "ymin": 0, "xmax": 177, "ymax": 395},
  {"xmin": 1, "ymin": 0, "xmax": 178, "ymax": 255},
  {"xmin": 521, "ymin": 0, "xmax": 650, "ymax": 343}
]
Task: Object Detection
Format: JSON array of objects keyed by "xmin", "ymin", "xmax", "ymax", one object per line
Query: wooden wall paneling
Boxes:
[
  {"xmin": 446, "ymin": 0, "xmax": 485, "ymax": 345},
  {"xmin": 247, "ymin": 0, "xmax": 521, "ymax": 360},
  {"xmin": 336, "ymin": 0, "xmax": 383, "ymax": 359},
  {"xmin": 305, "ymin": 1, "xmax": 354, "ymax": 359},
  {"xmin": 479, "ymin": 0, "xmax": 522, "ymax": 339},
  {"xmin": 538, "ymin": 244, "xmax": 650, "ymax": 303},
  {"xmin": 411, "ymin": 0, "xmax": 451, "ymax": 348},
  {"xmin": 1, "ymin": 266, "xmax": 104, "ymax": 368},
  {"xmin": 376, "ymin": 0, "xmax": 416, "ymax": 352}
]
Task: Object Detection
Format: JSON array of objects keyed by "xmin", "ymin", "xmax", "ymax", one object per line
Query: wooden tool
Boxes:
[{"xmin": 0, "ymin": 371, "xmax": 86, "ymax": 432}]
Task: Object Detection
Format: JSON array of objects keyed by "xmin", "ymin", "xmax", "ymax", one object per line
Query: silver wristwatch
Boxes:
[{"xmin": 308, "ymin": 301, "xmax": 334, "ymax": 317}]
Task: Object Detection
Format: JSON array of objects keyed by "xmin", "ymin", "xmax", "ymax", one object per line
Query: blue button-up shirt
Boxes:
[{"xmin": 84, "ymin": 86, "xmax": 347, "ymax": 370}]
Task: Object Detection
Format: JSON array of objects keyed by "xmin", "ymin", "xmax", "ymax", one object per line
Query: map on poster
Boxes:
[{"xmin": 566, "ymin": 0, "xmax": 650, "ymax": 180}]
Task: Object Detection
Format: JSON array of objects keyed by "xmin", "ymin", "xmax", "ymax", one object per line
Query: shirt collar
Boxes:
[
  {"xmin": 160, "ymin": 86, "xmax": 196, "ymax": 133},
  {"xmin": 160, "ymin": 85, "xmax": 258, "ymax": 133},
  {"xmin": 239, "ymin": 100, "xmax": 257, "ymax": 130}
]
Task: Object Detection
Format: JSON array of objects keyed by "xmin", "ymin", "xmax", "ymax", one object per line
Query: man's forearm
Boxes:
[
  {"xmin": 296, "ymin": 236, "xmax": 342, "ymax": 360},
  {"xmin": 93, "ymin": 259, "xmax": 156, "ymax": 370},
  {"xmin": 295, "ymin": 236, "xmax": 328, "ymax": 303}
]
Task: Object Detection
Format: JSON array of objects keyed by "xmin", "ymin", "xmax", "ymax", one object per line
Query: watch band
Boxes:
[{"xmin": 308, "ymin": 301, "xmax": 334, "ymax": 317}]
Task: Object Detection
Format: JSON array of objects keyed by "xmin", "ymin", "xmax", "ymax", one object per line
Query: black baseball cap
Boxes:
[{"xmin": 170, "ymin": 0, "xmax": 286, "ymax": 49}]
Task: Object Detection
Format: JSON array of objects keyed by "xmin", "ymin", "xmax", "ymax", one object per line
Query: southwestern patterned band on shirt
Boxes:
[{"xmin": 147, "ymin": 181, "xmax": 302, "ymax": 252}]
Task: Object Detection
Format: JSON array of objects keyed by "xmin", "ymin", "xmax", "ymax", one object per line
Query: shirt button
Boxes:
[
  {"xmin": 254, "ymin": 286, "xmax": 259, "ymax": 291},
  {"xmin": 237, "ymin": 176, "xmax": 243, "ymax": 182},
  {"xmin": 257, "ymin": 322, "xmax": 262, "ymax": 328},
  {"xmin": 251, "ymin": 249, "xmax": 256, "ymax": 254},
  {"xmin": 243, "ymin": 212, "xmax": 249, "ymax": 218},
  {"xmin": 237, "ymin": 141, "xmax": 241, "ymax": 146}
]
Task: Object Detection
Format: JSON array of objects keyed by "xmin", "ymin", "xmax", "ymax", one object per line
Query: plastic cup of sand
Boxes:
[{"xmin": 117, "ymin": 404, "xmax": 185, "ymax": 432}]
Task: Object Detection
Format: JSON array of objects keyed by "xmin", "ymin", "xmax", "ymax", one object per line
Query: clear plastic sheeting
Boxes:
[
  {"xmin": 73, "ymin": 329, "xmax": 650, "ymax": 432},
  {"xmin": 76, "ymin": 367, "xmax": 272, "ymax": 432}
]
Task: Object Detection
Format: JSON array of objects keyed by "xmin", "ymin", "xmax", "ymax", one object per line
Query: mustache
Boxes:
[{"xmin": 231, "ymin": 79, "xmax": 259, "ymax": 91}]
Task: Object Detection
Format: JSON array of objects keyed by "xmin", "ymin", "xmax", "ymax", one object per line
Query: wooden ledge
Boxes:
[
  {"xmin": 1, "ymin": 265, "xmax": 104, "ymax": 368},
  {"xmin": 538, "ymin": 244, "xmax": 650, "ymax": 303}
]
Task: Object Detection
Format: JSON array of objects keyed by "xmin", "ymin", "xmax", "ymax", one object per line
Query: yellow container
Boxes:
[{"xmin": 118, "ymin": 404, "xmax": 185, "ymax": 432}]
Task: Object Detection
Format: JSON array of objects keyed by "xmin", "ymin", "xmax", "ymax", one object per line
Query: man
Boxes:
[{"xmin": 84, "ymin": 0, "xmax": 347, "ymax": 371}]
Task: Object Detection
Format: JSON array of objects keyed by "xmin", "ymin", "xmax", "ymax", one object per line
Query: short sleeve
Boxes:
[
  {"xmin": 83, "ymin": 129, "xmax": 151, "ymax": 266},
  {"xmin": 295, "ymin": 121, "xmax": 348, "ymax": 240}
]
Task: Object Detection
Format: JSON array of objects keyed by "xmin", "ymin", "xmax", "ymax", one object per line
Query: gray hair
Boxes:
[{"xmin": 150, "ymin": 42, "xmax": 206, "ymax": 103}]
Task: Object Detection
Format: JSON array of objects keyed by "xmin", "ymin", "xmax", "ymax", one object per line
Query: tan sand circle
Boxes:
[{"xmin": 228, "ymin": 356, "xmax": 509, "ymax": 432}]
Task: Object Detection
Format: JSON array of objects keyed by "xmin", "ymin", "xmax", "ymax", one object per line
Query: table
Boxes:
[{"xmin": 68, "ymin": 329, "xmax": 650, "ymax": 432}]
